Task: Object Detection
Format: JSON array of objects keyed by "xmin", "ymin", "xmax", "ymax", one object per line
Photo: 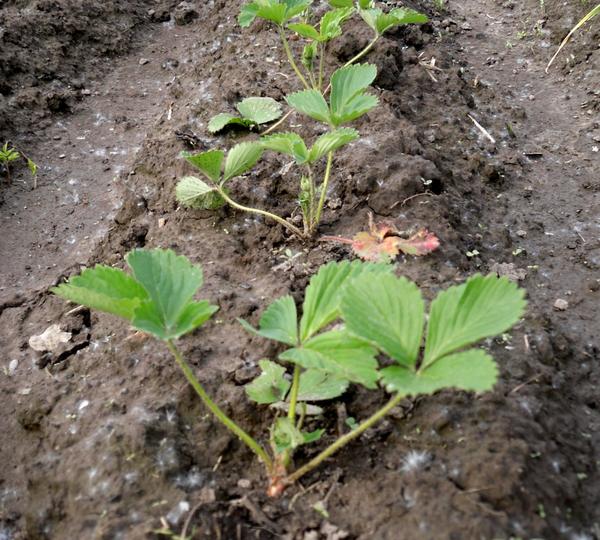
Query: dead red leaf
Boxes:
[{"xmin": 321, "ymin": 214, "xmax": 440, "ymax": 263}]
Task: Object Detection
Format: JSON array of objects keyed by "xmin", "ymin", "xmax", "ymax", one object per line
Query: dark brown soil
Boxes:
[{"xmin": 1, "ymin": 0, "xmax": 599, "ymax": 539}]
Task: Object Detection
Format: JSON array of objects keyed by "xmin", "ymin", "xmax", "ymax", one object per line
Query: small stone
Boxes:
[
  {"xmin": 461, "ymin": 22, "xmax": 472, "ymax": 30},
  {"xmin": 158, "ymin": 217, "xmax": 166, "ymax": 228},
  {"xmin": 8, "ymin": 359, "xmax": 18, "ymax": 375},
  {"xmin": 237, "ymin": 478, "xmax": 251, "ymax": 489},
  {"xmin": 139, "ymin": 58, "xmax": 150, "ymax": 65},
  {"xmin": 516, "ymin": 229, "xmax": 527, "ymax": 237},
  {"xmin": 81, "ymin": 89, "xmax": 91, "ymax": 96},
  {"xmin": 554, "ymin": 299, "xmax": 569, "ymax": 311}
]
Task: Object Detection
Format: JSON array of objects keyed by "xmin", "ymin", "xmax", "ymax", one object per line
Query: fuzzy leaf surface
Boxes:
[
  {"xmin": 175, "ymin": 176, "xmax": 226, "ymax": 210},
  {"xmin": 239, "ymin": 295, "xmax": 298, "ymax": 345},
  {"xmin": 381, "ymin": 349, "xmax": 498, "ymax": 395},
  {"xmin": 181, "ymin": 150, "xmax": 224, "ymax": 183},
  {"xmin": 342, "ymin": 273, "xmax": 424, "ymax": 367},
  {"xmin": 297, "ymin": 369, "xmax": 349, "ymax": 401},
  {"xmin": 260, "ymin": 132, "xmax": 309, "ymax": 164},
  {"xmin": 424, "ymin": 274, "xmax": 527, "ymax": 367},
  {"xmin": 308, "ymin": 128, "xmax": 358, "ymax": 162},
  {"xmin": 286, "ymin": 89, "xmax": 331, "ymax": 123},
  {"xmin": 223, "ymin": 142, "xmax": 263, "ymax": 182},
  {"xmin": 237, "ymin": 96, "xmax": 283, "ymax": 124},
  {"xmin": 126, "ymin": 249, "xmax": 217, "ymax": 340},
  {"xmin": 280, "ymin": 329, "xmax": 380, "ymax": 388},
  {"xmin": 299, "ymin": 260, "xmax": 392, "ymax": 341},
  {"xmin": 245, "ymin": 359, "xmax": 291, "ymax": 404},
  {"xmin": 52, "ymin": 265, "xmax": 148, "ymax": 321}
]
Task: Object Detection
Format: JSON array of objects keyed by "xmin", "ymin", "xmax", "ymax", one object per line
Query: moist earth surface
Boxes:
[{"xmin": 0, "ymin": 0, "xmax": 599, "ymax": 539}]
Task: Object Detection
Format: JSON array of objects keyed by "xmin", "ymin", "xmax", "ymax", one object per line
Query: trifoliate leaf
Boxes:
[
  {"xmin": 342, "ymin": 273, "xmax": 424, "ymax": 367},
  {"xmin": 181, "ymin": 150, "xmax": 224, "ymax": 183},
  {"xmin": 223, "ymin": 142, "xmax": 263, "ymax": 182},
  {"xmin": 297, "ymin": 369, "xmax": 349, "ymax": 401},
  {"xmin": 286, "ymin": 89, "xmax": 331, "ymax": 124},
  {"xmin": 380, "ymin": 349, "xmax": 498, "ymax": 396},
  {"xmin": 52, "ymin": 265, "xmax": 148, "ymax": 321},
  {"xmin": 288, "ymin": 22, "xmax": 322, "ymax": 41},
  {"xmin": 239, "ymin": 295, "xmax": 298, "ymax": 345},
  {"xmin": 126, "ymin": 249, "xmax": 218, "ymax": 340},
  {"xmin": 207, "ymin": 113, "xmax": 252, "ymax": 134},
  {"xmin": 237, "ymin": 97, "xmax": 283, "ymax": 124},
  {"xmin": 308, "ymin": 127, "xmax": 358, "ymax": 162},
  {"xmin": 255, "ymin": 2, "xmax": 287, "ymax": 25},
  {"xmin": 280, "ymin": 329, "xmax": 380, "ymax": 389},
  {"xmin": 175, "ymin": 176, "xmax": 226, "ymax": 210},
  {"xmin": 246, "ymin": 359, "xmax": 291, "ymax": 404},
  {"xmin": 300, "ymin": 259, "xmax": 392, "ymax": 341},
  {"xmin": 423, "ymin": 274, "xmax": 527, "ymax": 367},
  {"xmin": 260, "ymin": 132, "xmax": 309, "ymax": 164}
]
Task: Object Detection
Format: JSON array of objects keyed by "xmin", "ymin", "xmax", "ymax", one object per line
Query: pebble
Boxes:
[
  {"xmin": 553, "ymin": 298, "xmax": 569, "ymax": 311},
  {"xmin": 139, "ymin": 58, "xmax": 150, "ymax": 65},
  {"xmin": 237, "ymin": 478, "xmax": 251, "ymax": 489}
]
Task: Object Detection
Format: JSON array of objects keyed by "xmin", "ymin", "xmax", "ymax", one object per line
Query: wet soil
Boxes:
[{"xmin": 1, "ymin": 0, "xmax": 599, "ymax": 539}]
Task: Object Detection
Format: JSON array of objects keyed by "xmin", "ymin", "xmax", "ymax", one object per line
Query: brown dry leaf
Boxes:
[{"xmin": 321, "ymin": 214, "xmax": 439, "ymax": 263}]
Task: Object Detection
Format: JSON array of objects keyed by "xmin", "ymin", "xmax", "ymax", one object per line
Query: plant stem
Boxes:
[
  {"xmin": 343, "ymin": 35, "xmax": 379, "ymax": 68},
  {"xmin": 318, "ymin": 42, "xmax": 325, "ymax": 90},
  {"xmin": 166, "ymin": 340, "xmax": 274, "ymax": 472},
  {"xmin": 285, "ymin": 392, "xmax": 404, "ymax": 485},
  {"xmin": 261, "ymin": 110, "xmax": 293, "ymax": 136},
  {"xmin": 288, "ymin": 365, "xmax": 301, "ymax": 422},
  {"xmin": 311, "ymin": 151, "xmax": 333, "ymax": 231},
  {"xmin": 217, "ymin": 187, "xmax": 305, "ymax": 239},
  {"xmin": 279, "ymin": 27, "xmax": 310, "ymax": 90}
]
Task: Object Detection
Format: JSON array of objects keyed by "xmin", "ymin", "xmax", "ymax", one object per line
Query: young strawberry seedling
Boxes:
[
  {"xmin": 53, "ymin": 250, "xmax": 526, "ymax": 498},
  {"xmin": 176, "ymin": 1, "xmax": 429, "ymax": 239},
  {"xmin": 0, "ymin": 142, "xmax": 38, "ymax": 187}
]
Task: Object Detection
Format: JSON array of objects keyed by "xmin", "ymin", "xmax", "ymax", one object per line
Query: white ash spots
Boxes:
[{"xmin": 400, "ymin": 450, "xmax": 432, "ymax": 473}]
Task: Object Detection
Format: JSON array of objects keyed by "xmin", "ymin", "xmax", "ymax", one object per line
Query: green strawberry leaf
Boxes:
[
  {"xmin": 423, "ymin": 274, "xmax": 527, "ymax": 367},
  {"xmin": 246, "ymin": 359, "xmax": 291, "ymax": 404},
  {"xmin": 239, "ymin": 295, "xmax": 298, "ymax": 346},
  {"xmin": 223, "ymin": 142, "xmax": 263, "ymax": 182},
  {"xmin": 175, "ymin": 176, "xmax": 226, "ymax": 210},
  {"xmin": 297, "ymin": 369, "xmax": 349, "ymax": 401},
  {"xmin": 380, "ymin": 349, "xmax": 498, "ymax": 396},
  {"xmin": 261, "ymin": 132, "xmax": 310, "ymax": 164},
  {"xmin": 300, "ymin": 260, "xmax": 392, "ymax": 341},
  {"xmin": 286, "ymin": 89, "xmax": 331, "ymax": 124},
  {"xmin": 237, "ymin": 96, "xmax": 283, "ymax": 124},
  {"xmin": 126, "ymin": 249, "xmax": 218, "ymax": 340},
  {"xmin": 329, "ymin": 64, "xmax": 378, "ymax": 125},
  {"xmin": 341, "ymin": 272, "xmax": 424, "ymax": 368},
  {"xmin": 288, "ymin": 22, "xmax": 322, "ymax": 41},
  {"xmin": 52, "ymin": 265, "xmax": 148, "ymax": 321},
  {"xmin": 280, "ymin": 329, "xmax": 380, "ymax": 389},
  {"xmin": 181, "ymin": 150, "xmax": 224, "ymax": 183},
  {"xmin": 308, "ymin": 127, "xmax": 359, "ymax": 162}
]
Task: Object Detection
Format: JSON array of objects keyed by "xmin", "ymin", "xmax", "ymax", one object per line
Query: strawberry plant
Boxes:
[
  {"xmin": 0, "ymin": 142, "xmax": 38, "ymax": 187},
  {"xmin": 176, "ymin": 1, "xmax": 428, "ymax": 239},
  {"xmin": 53, "ymin": 250, "xmax": 526, "ymax": 497}
]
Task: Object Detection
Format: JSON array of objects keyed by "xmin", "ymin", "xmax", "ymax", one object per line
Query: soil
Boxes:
[{"xmin": 1, "ymin": 0, "xmax": 599, "ymax": 539}]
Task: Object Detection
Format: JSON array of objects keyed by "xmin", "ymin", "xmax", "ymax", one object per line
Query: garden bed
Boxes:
[{"xmin": 1, "ymin": 0, "xmax": 599, "ymax": 538}]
